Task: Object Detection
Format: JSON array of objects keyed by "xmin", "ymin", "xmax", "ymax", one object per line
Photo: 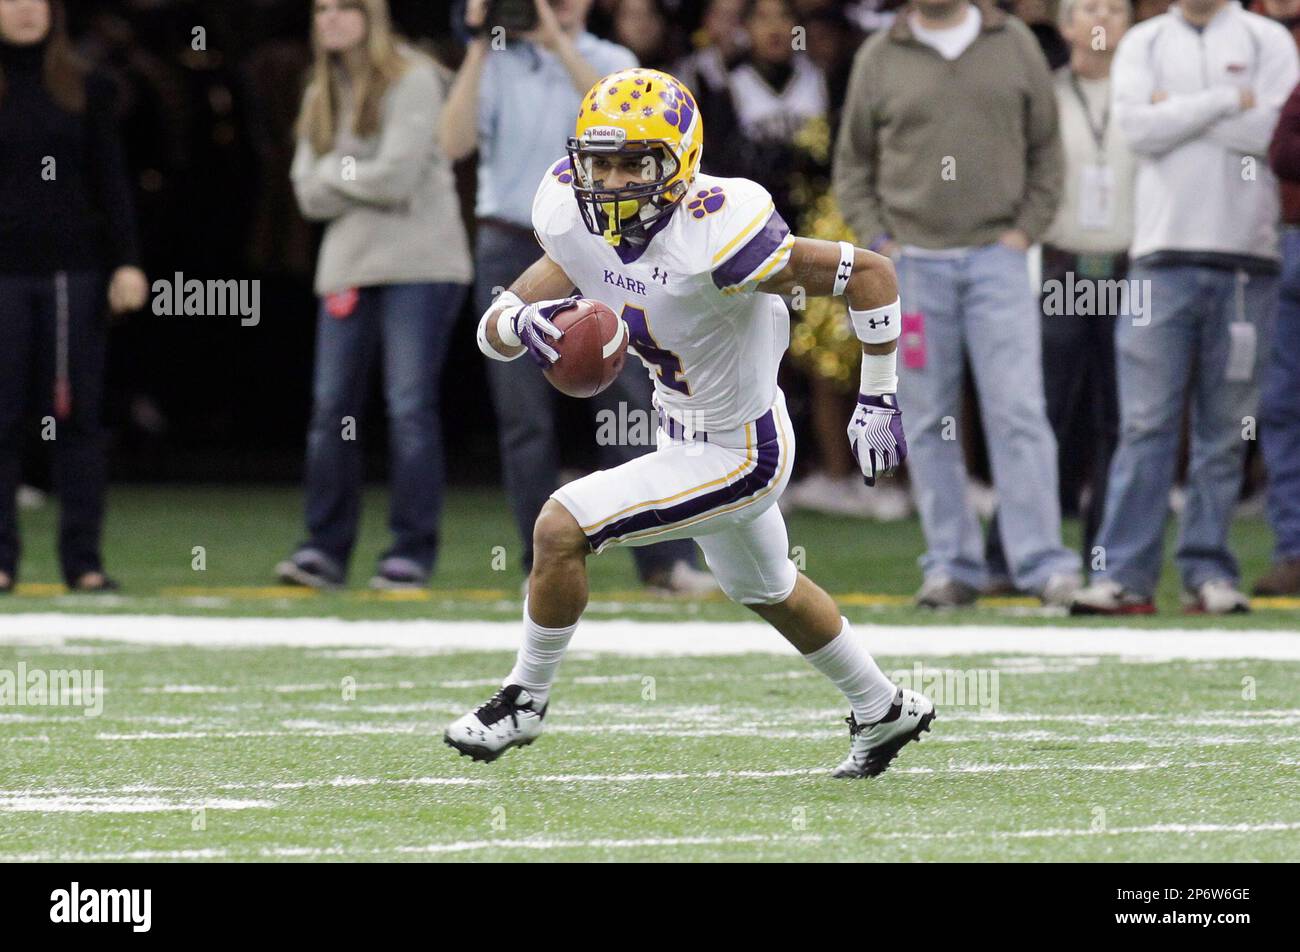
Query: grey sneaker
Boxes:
[
  {"xmin": 1182, "ymin": 578, "xmax": 1250, "ymax": 615},
  {"xmin": 1038, "ymin": 572, "xmax": 1083, "ymax": 608},
  {"xmin": 369, "ymin": 557, "xmax": 429, "ymax": 591},
  {"xmin": 275, "ymin": 549, "xmax": 345, "ymax": 590},
  {"xmin": 1069, "ymin": 579, "xmax": 1155, "ymax": 615},
  {"xmin": 915, "ymin": 575, "xmax": 979, "ymax": 609}
]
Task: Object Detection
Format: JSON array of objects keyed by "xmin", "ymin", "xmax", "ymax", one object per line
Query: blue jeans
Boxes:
[
  {"xmin": 475, "ymin": 221, "xmax": 696, "ymax": 577},
  {"xmin": 1095, "ymin": 264, "xmax": 1276, "ymax": 596},
  {"xmin": 300, "ymin": 281, "xmax": 467, "ymax": 575},
  {"xmin": 1261, "ymin": 227, "xmax": 1300, "ymax": 560},
  {"xmin": 896, "ymin": 244, "xmax": 1079, "ymax": 591}
]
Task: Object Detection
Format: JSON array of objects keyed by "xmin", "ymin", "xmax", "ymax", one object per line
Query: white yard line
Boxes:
[
  {"xmin": 3, "ymin": 614, "xmax": 1299, "ymax": 659},
  {"xmin": 896, "ymin": 822, "xmax": 1300, "ymax": 840},
  {"xmin": 0, "ymin": 759, "xmax": 1262, "ymax": 800},
  {"xmin": 0, "ymin": 836, "xmax": 815, "ymax": 862},
  {"xmin": 4, "ymin": 848, "xmax": 231, "ymax": 861},
  {"xmin": 5, "ymin": 821, "xmax": 1298, "ymax": 862},
  {"xmin": 0, "ymin": 795, "xmax": 274, "ymax": 814},
  {"xmin": 89, "ymin": 725, "xmax": 1300, "ymax": 745}
]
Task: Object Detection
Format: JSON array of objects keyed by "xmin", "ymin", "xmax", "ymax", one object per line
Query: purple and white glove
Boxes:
[
  {"xmin": 847, "ymin": 393, "xmax": 907, "ymax": 486},
  {"xmin": 503, "ymin": 297, "xmax": 580, "ymax": 367}
]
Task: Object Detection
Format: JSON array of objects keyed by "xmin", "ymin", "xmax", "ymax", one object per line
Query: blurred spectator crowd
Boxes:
[{"xmin": 4, "ymin": 0, "xmax": 1300, "ymax": 605}]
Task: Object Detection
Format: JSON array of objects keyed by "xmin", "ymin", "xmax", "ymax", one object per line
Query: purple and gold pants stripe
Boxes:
[{"xmin": 584, "ymin": 408, "xmax": 783, "ymax": 551}]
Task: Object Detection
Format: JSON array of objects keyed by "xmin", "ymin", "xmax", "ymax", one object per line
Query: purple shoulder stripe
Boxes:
[{"xmin": 711, "ymin": 209, "xmax": 791, "ymax": 290}]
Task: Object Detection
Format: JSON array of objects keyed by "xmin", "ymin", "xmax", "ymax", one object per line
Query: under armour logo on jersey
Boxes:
[
  {"xmin": 651, "ymin": 267, "xmax": 668, "ymax": 285},
  {"xmin": 868, "ymin": 314, "xmax": 891, "ymax": 330}
]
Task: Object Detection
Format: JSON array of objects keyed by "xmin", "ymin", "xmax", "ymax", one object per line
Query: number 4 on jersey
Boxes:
[{"xmin": 621, "ymin": 305, "xmax": 691, "ymax": 396}]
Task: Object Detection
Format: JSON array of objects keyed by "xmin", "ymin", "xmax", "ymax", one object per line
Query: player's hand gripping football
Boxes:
[
  {"xmin": 846, "ymin": 393, "xmax": 907, "ymax": 486},
  {"xmin": 506, "ymin": 297, "xmax": 580, "ymax": 367}
]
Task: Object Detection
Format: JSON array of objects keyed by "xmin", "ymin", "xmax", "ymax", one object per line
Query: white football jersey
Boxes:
[{"xmin": 532, "ymin": 160, "xmax": 794, "ymax": 433}]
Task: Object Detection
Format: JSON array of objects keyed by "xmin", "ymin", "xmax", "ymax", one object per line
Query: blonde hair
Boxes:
[{"xmin": 295, "ymin": 0, "xmax": 409, "ymax": 156}]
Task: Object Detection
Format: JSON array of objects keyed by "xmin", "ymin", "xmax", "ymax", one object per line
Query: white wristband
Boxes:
[
  {"xmin": 860, "ymin": 349, "xmax": 899, "ymax": 395},
  {"xmin": 495, "ymin": 291, "xmax": 526, "ymax": 347},
  {"xmin": 832, "ymin": 241, "xmax": 855, "ymax": 297},
  {"xmin": 496, "ymin": 308, "xmax": 521, "ymax": 348},
  {"xmin": 477, "ymin": 311, "xmax": 515, "ymax": 361},
  {"xmin": 850, "ymin": 298, "xmax": 902, "ymax": 345},
  {"xmin": 476, "ymin": 291, "xmax": 525, "ymax": 361}
]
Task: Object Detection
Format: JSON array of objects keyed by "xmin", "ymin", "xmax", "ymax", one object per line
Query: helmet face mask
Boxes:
[
  {"xmin": 566, "ymin": 68, "xmax": 703, "ymax": 247},
  {"xmin": 566, "ymin": 134, "xmax": 683, "ymax": 245}
]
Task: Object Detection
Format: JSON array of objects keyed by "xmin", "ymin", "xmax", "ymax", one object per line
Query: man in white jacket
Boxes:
[{"xmin": 1072, "ymin": 0, "xmax": 1300, "ymax": 614}]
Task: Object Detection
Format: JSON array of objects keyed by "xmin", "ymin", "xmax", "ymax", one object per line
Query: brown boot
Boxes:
[{"xmin": 1252, "ymin": 559, "xmax": 1300, "ymax": 596}]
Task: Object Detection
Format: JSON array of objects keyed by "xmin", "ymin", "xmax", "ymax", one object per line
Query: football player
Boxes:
[{"xmin": 447, "ymin": 68, "xmax": 934, "ymax": 778}]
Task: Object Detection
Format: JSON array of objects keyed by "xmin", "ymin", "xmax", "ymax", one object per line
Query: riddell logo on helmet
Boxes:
[{"xmin": 583, "ymin": 126, "xmax": 626, "ymax": 145}]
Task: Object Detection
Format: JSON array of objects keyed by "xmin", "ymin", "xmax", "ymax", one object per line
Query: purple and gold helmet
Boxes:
[{"xmin": 565, "ymin": 68, "xmax": 704, "ymax": 246}]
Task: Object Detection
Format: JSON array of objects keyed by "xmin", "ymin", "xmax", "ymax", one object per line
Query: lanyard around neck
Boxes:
[{"xmin": 1069, "ymin": 71, "xmax": 1110, "ymax": 155}]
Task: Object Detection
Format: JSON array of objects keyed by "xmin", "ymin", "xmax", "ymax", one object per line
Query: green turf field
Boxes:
[
  {"xmin": 1, "ymin": 485, "xmax": 1296, "ymax": 626},
  {"xmin": 1, "ymin": 642, "xmax": 1297, "ymax": 861},
  {"xmin": 1, "ymin": 486, "xmax": 1297, "ymax": 862}
]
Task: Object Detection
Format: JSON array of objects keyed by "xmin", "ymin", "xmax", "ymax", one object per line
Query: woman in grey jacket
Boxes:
[{"xmin": 277, "ymin": 0, "xmax": 471, "ymax": 590}]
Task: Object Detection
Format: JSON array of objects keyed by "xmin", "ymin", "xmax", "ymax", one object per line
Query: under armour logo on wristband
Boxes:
[
  {"xmin": 868, "ymin": 315, "xmax": 891, "ymax": 329},
  {"xmin": 837, "ymin": 264, "xmax": 853, "ymax": 282}
]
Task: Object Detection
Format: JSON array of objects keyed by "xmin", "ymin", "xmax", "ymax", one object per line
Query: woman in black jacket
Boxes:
[{"xmin": 0, "ymin": 0, "xmax": 146, "ymax": 593}]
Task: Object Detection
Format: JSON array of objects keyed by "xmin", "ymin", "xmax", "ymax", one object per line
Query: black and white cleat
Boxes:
[
  {"xmin": 444, "ymin": 684, "xmax": 547, "ymax": 763},
  {"xmin": 831, "ymin": 687, "xmax": 936, "ymax": 779}
]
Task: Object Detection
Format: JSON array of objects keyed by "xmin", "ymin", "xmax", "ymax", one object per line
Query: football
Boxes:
[{"xmin": 543, "ymin": 299, "xmax": 628, "ymax": 398}]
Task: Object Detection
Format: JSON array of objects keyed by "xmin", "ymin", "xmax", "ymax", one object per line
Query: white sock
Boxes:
[
  {"xmin": 802, "ymin": 617, "xmax": 898, "ymax": 724},
  {"xmin": 504, "ymin": 601, "xmax": 577, "ymax": 706}
]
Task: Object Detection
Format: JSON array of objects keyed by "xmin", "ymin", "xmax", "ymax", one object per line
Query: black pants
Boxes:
[
  {"xmin": 0, "ymin": 271, "xmax": 108, "ymax": 583},
  {"xmin": 987, "ymin": 247, "xmax": 1123, "ymax": 575},
  {"xmin": 475, "ymin": 220, "xmax": 696, "ymax": 577}
]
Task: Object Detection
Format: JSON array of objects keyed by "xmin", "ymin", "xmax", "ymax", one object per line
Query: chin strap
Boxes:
[{"xmin": 600, "ymin": 199, "xmax": 641, "ymax": 246}]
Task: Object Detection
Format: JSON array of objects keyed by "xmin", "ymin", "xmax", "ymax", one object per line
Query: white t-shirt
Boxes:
[{"xmin": 909, "ymin": 4, "xmax": 982, "ymax": 61}]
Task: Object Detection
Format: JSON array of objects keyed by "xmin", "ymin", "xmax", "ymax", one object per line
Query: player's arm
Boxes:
[
  {"xmin": 476, "ymin": 253, "xmax": 581, "ymax": 364},
  {"xmin": 758, "ymin": 236, "xmax": 899, "ymax": 358},
  {"xmin": 759, "ymin": 236, "xmax": 906, "ymax": 486}
]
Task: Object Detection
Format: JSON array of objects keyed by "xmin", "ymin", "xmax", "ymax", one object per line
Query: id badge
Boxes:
[
  {"xmin": 1225, "ymin": 321, "xmax": 1257, "ymax": 383},
  {"xmin": 1077, "ymin": 163, "xmax": 1116, "ymax": 233}
]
